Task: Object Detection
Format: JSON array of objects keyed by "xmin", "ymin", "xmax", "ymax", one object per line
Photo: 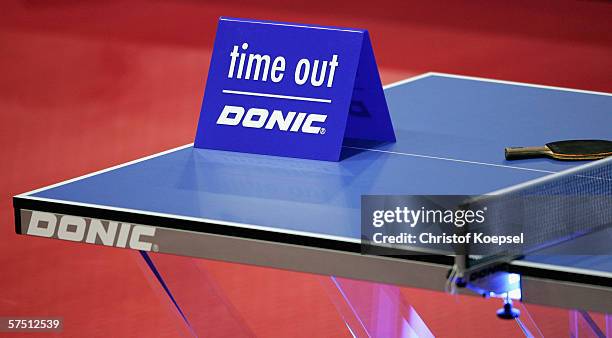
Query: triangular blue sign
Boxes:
[{"xmin": 195, "ymin": 17, "xmax": 395, "ymax": 161}]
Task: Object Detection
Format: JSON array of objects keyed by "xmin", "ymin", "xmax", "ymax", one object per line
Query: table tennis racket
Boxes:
[{"xmin": 505, "ymin": 140, "xmax": 612, "ymax": 161}]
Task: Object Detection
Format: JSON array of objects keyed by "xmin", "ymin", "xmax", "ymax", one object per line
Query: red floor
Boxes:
[{"xmin": 1, "ymin": 1, "xmax": 610, "ymax": 337}]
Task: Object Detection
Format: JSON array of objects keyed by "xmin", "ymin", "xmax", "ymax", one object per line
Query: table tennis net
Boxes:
[{"xmin": 461, "ymin": 156, "xmax": 612, "ymax": 267}]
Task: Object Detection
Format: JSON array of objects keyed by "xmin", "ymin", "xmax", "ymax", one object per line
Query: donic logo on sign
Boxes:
[
  {"xmin": 216, "ymin": 105, "xmax": 327, "ymax": 135},
  {"xmin": 195, "ymin": 17, "xmax": 395, "ymax": 161}
]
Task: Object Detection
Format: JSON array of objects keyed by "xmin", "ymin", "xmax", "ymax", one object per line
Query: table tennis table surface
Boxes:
[{"xmin": 14, "ymin": 72, "xmax": 612, "ymax": 313}]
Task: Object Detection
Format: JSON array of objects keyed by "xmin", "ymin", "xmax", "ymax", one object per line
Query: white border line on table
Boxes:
[
  {"xmin": 15, "ymin": 143, "xmax": 195, "ymax": 197},
  {"xmin": 18, "ymin": 196, "xmax": 362, "ymax": 245},
  {"xmin": 342, "ymin": 146, "xmax": 557, "ymax": 174},
  {"xmin": 383, "ymin": 72, "xmax": 433, "ymax": 89},
  {"xmin": 385, "ymin": 72, "xmax": 612, "ymax": 97}
]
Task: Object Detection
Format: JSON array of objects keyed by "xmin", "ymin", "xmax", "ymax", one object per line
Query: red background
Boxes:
[{"xmin": 1, "ymin": 0, "xmax": 610, "ymax": 336}]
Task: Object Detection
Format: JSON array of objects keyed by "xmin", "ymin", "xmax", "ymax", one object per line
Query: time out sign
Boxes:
[{"xmin": 195, "ymin": 17, "xmax": 395, "ymax": 161}]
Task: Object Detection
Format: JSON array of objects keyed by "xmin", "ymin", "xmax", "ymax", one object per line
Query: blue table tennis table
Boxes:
[{"xmin": 14, "ymin": 73, "xmax": 612, "ymax": 314}]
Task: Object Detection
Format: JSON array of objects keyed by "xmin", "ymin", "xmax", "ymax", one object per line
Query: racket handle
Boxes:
[{"xmin": 504, "ymin": 146, "xmax": 551, "ymax": 160}]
